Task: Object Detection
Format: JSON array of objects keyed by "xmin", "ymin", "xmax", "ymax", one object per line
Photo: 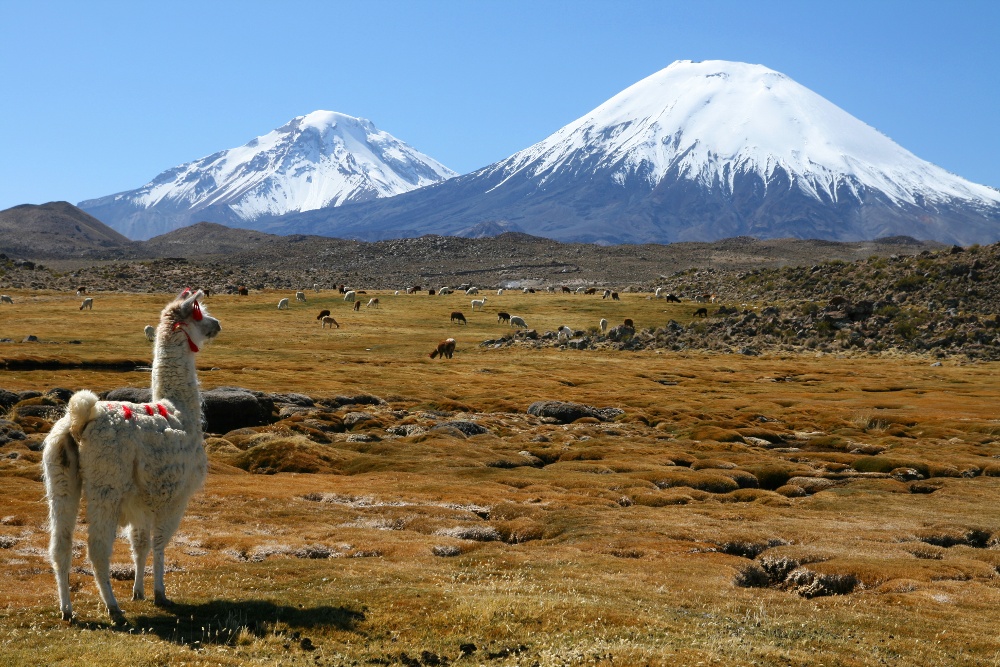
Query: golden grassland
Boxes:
[{"xmin": 1, "ymin": 288, "xmax": 999, "ymax": 666}]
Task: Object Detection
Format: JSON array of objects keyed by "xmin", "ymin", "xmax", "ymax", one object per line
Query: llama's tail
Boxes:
[
  {"xmin": 67, "ymin": 390, "xmax": 100, "ymax": 441},
  {"xmin": 41, "ymin": 390, "xmax": 99, "ymax": 491}
]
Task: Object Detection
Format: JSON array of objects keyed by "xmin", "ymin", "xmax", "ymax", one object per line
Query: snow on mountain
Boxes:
[
  {"xmin": 80, "ymin": 111, "xmax": 456, "ymax": 240},
  {"xmin": 271, "ymin": 60, "xmax": 1000, "ymax": 245},
  {"xmin": 489, "ymin": 60, "xmax": 1000, "ymax": 210}
]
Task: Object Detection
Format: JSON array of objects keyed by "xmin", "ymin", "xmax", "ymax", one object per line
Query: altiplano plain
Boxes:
[{"xmin": 1, "ymin": 287, "xmax": 999, "ymax": 666}]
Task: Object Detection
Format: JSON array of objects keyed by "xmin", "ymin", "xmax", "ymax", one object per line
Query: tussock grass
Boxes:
[{"xmin": 1, "ymin": 290, "xmax": 1000, "ymax": 665}]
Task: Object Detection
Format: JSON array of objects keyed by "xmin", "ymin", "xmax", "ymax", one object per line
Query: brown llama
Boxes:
[
  {"xmin": 353, "ymin": 300, "xmax": 361, "ymax": 311},
  {"xmin": 429, "ymin": 338, "xmax": 456, "ymax": 359},
  {"xmin": 450, "ymin": 311, "xmax": 467, "ymax": 325},
  {"xmin": 317, "ymin": 309, "xmax": 331, "ymax": 320},
  {"xmin": 694, "ymin": 307, "xmax": 708, "ymax": 317}
]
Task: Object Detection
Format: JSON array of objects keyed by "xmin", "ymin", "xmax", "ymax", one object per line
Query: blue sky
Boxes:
[{"xmin": 2, "ymin": 0, "xmax": 998, "ymax": 212}]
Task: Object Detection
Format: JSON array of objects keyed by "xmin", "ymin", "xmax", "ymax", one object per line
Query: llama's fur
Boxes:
[
  {"xmin": 321, "ymin": 316, "xmax": 339, "ymax": 328},
  {"xmin": 509, "ymin": 315, "xmax": 528, "ymax": 328},
  {"xmin": 471, "ymin": 297, "xmax": 486, "ymax": 311},
  {"xmin": 317, "ymin": 309, "xmax": 331, "ymax": 320},
  {"xmin": 367, "ymin": 297, "xmax": 380, "ymax": 309},
  {"xmin": 0, "ymin": 295, "xmax": 12, "ymax": 304},
  {"xmin": 295, "ymin": 291, "xmax": 307, "ymax": 302},
  {"xmin": 450, "ymin": 311, "xmax": 467, "ymax": 325},
  {"xmin": 599, "ymin": 318, "xmax": 608, "ymax": 333},
  {"xmin": 80, "ymin": 297, "xmax": 93, "ymax": 310},
  {"xmin": 43, "ymin": 289, "xmax": 221, "ymax": 622},
  {"xmin": 277, "ymin": 298, "xmax": 289, "ymax": 309},
  {"xmin": 344, "ymin": 290, "xmax": 357, "ymax": 302},
  {"xmin": 143, "ymin": 325, "xmax": 156, "ymax": 342},
  {"xmin": 429, "ymin": 338, "xmax": 456, "ymax": 359}
]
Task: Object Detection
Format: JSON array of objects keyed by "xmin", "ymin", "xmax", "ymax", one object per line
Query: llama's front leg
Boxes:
[
  {"xmin": 87, "ymin": 508, "xmax": 125, "ymax": 623},
  {"xmin": 129, "ymin": 524, "xmax": 151, "ymax": 601}
]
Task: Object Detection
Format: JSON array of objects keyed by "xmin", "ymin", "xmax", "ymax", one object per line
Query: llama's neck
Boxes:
[{"xmin": 151, "ymin": 340, "xmax": 202, "ymax": 431}]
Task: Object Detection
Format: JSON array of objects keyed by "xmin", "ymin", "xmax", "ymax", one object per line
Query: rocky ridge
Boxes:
[{"xmin": 478, "ymin": 242, "xmax": 1000, "ymax": 361}]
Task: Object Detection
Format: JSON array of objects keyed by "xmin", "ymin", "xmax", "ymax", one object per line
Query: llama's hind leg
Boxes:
[
  {"xmin": 152, "ymin": 509, "xmax": 185, "ymax": 607},
  {"xmin": 42, "ymin": 423, "xmax": 82, "ymax": 621},
  {"xmin": 86, "ymin": 500, "xmax": 125, "ymax": 622},
  {"xmin": 129, "ymin": 523, "xmax": 151, "ymax": 601}
]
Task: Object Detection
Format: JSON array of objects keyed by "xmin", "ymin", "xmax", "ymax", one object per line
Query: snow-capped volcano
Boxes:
[
  {"xmin": 271, "ymin": 60, "xmax": 1000, "ymax": 245},
  {"xmin": 80, "ymin": 111, "xmax": 456, "ymax": 240},
  {"xmin": 492, "ymin": 60, "xmax": 999, "ymax": 208}
]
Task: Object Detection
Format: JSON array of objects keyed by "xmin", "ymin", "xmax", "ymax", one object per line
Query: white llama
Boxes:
[{"xmin": 43, "ymin": 289, "xmax": 221, "ymax": 623}]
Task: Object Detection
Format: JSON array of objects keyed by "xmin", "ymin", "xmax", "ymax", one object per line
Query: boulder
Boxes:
[
  {"xmin": 202, "ymin": 387, "xmax": 274, "ymax": 433},
  {"xmin": 0, "ymin": 390, "xmax": 21, "ymax": 411},
  {"xmin": 103, "ymin": 387, "xmax": 151, "ymax": 403},
  {"xmin": 527, "ymin": 401, "xmax": 624, "ymax": 424},
  {"xmin": 432, "ymin": 420, "xmax": 489, "ymax": 437}
]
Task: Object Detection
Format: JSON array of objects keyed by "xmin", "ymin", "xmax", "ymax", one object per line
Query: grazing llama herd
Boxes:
[{"xmin": 28, "ymin": 282, "xmax": 707, "ymax": 622}]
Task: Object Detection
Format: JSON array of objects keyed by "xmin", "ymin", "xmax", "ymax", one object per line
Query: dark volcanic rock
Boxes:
[
  {"xmin": 0, "ymin": 390, "xmax": 20, "ymax": 411},
  {"xmin": 527, "ymin": 401, "xmax": 624, "ymax": 423},
  {"xmin": 103, "ymin": 387, "xmax": 152, "ymax": 403},
  {"xmin": 431, "ymin": 420, "xmax": 489, "ymax": 437},
  {"xmin": 202, "ymin": 387, "xmax": 274, "ymax": 433}
]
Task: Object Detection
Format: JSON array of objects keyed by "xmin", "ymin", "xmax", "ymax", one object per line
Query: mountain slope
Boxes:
[
  {"xmin": 79, "ymin": 111, "xmax": 457, "ymax": 240},
  {"xmin": 0, "ymin": 201, "xmax": 139, "ymax": 259},
  {"xmin": 267, "ymin": 60, "xmax": 1000, "ymax": 244}
]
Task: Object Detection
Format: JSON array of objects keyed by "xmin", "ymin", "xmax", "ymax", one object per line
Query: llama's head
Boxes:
[{"xmin": 160, "ymin": 289, "xmax": 222, "ymax": 352}]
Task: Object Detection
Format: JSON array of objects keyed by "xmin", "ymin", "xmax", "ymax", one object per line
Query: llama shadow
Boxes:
[{"xmin": 106, "ymin": 599, "xmax": 365, "ymax": 647}]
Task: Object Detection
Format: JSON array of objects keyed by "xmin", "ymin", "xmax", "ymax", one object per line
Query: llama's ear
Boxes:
[{"xmin": 178, "ymin": 289, "xmax": 204, "ymax": 318}]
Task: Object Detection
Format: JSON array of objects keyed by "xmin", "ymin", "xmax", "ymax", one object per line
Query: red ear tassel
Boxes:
[
  {"xmin": 181, "ymin": 288, "xmax": 191, "ymax": 298},
  {"xmin": 192, "ymin": 301, "xmax": 203, "ymax": 321}
]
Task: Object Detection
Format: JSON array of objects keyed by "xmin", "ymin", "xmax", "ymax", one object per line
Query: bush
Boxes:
[
  {"xmin": 893, "ymin": 274, "xmax": 926, "ymax": 292},
  {"xmin": 734, "ymin": 563, "xmax": 771, "ymax": 588}
]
